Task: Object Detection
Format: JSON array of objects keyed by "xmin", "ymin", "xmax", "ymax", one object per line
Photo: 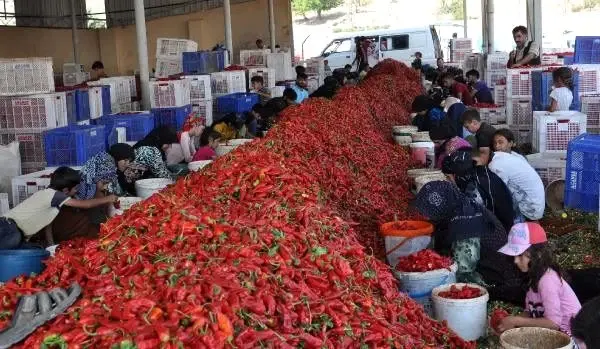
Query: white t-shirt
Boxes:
[
  {"xmin": 3, "ymin": 188, "xmax": 70, "ymax": 237},
  {"xmin": 166, "ymin": 132, "xmax": 197, "ymax": 165},
  {"xmin": 550, "ymin": 87, "xmax": 573, "ymax": 111},
  {"xmin": 489, "ymin": 152, "xmax": 545, "ymax": 220}
]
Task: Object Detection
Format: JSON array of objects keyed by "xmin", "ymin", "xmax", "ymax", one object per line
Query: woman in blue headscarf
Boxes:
[{"xmin": 78, "ymin": 143, "xmax": 135, "ymax": 199}]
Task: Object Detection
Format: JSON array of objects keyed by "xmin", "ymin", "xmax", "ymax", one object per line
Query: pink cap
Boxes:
[{"xmin": 498, "ymin": 222, "xmax": 548, "ymax": 256}]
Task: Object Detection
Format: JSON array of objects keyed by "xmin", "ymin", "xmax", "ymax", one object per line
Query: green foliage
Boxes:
[
  {"xmin": 572, "ymin": 0, "xmax": 600, "ymax": 12},
  {"xmin": 292, "ymin": 0, "xmax": 344, "ymax": 18},
  {"xmin": 438, "ymin": 0, "xmax": 464, "ymax": 20}
]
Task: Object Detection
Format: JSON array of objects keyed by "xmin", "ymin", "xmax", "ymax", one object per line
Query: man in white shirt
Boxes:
[
  {"xmin": 488, "ymin": 151, "xmax": 545, "ymax": 221},
  {"xmin": 507, "ymin": 26, "xmax": 541, "ymax": 68}
]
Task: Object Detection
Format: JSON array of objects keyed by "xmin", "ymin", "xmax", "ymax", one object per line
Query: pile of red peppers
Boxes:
[{"xmin": 0, "ymin": 60, "xmax": 475, "ymax": 348}]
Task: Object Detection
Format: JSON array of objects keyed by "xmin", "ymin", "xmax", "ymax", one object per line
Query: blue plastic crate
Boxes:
[
  {"xmin": 563, "ymin": 56, "xmax": 574, "ymax": 65},
  {"xmin": 96, "ymin": 111, "xmax": 155, "ymax": 147},
  {"xmin": 217, "ymin": 93, "xmax": 259, "ymax": 114},
  {"xmin": 0, "ymin": 249, "xmax": 50, "ymax": 282},
  {"xmin": 152, "ymin": 105, "xmax": 192, "ymax": 131},
  {"xmin": 183, "ymin": 51, "xmax": 226, "ymax": 74},
  {"xmin": 44, "ymin": 124, "xmax": 106, "ymax": 166},
  {"xmin": 531, "ymin": 70, "xmax": 580, "ymax": 111},
  {"xmin": 565, "ymin": 133, "xmax": 600, "ymax": 212},
  {"xmin": 102, "ymin": 85, "xmax": 112, "ymax": 115},
  {"xmin": 65, "ymin": 89, "xmax": 90, "ymax": 124},
  {"xmin": 574, "ymin": 36, "xmax": 600, "ymax": 64}
]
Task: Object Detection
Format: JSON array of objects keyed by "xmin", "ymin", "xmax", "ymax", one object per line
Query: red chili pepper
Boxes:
[
  {"xmin": 438, "ymin": 285, "xmax": 483, "ymax": 299},
  {"xmin": 396, "ymin": 249, "xmax": 453, "ymax": 272},
  {"xmin": 490, "ymin": 308, "xmax": 510, "ymax": 332}
]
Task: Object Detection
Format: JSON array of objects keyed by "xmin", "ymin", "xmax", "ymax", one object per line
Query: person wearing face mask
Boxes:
[
  {"xmin": 507, "ymin": 26, "xmax": 541, "ymax": 68},
  {"xmin": 118, "ymin": 127, "xmax": 177, "ymax": 196}
]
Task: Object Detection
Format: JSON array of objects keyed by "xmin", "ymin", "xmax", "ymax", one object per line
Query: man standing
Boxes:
[
  {"xmin": 256, "ymin": 39, "xmax": 265, "ymax": 50},
  {"xmin": 507, "ymin": 26, "xmax": 541, "ymax": 68}
]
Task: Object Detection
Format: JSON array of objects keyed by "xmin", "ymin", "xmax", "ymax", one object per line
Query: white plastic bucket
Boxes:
[
  {"xmin": 108, "ymin": 197, "xmax": 143, "ymax": 217},
  {"xmin": 393, "ymin": 135, "xmax": 413, "ymax": 146},
  {"xmin": 135, "ymin": 179, "xmax": 174, "ymax": 199},
  {"xmin": 407, "ymin": 169, "xmax": 442, "ymax": 191},
  {"xmin": 431, "ymin": 283, "xmax": 489, "ymax": 341},
  {"xmin": 215, "ymin": 145, "xmax": 236, "ymax": 157},
  {"xmin": 411, "ymin": 131, "xmax": 431, "ymax": 142},
  {"xmin": 392, "ymin": 125, "xmax": 418, "ymax": 135},
  {"xmin": 500, "ymin": 327, "xmax": 573, "ymax": 349},
  {"xmin": 384, "ymin": 236, "xmax": 431, "ymax": 267},
  {"xmin": 410, "ymin": 142, "xmax": 435, "ymax": 168},
  {"xmin": 393, "ymin": 264, "xmax": 457, "ymax": 316},
  {"xmin": 226, "ymin": 138, "xmax": 253, "ymax": 146},
  {"xmin": 188, "ymin": 160, "xmax": 213, "ymax": 172}
]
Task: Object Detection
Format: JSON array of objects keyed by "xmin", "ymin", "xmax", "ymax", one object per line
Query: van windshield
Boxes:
[
  {"xmin": 322, "ymin": 39, "xmax": 352, "ymax": 56},
  {"xmin": 430, "ymin": 26, "xmax": 443, "ymax": 59}
]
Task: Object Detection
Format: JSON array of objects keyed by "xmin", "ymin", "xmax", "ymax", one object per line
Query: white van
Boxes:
[{"xmin": 319, "ymin": 26, "xmax": 442, "ymax": 71}]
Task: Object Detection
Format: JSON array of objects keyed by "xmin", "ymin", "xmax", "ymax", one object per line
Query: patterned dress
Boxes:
[
  {"xmin": 118, "ymin": 146, "xmax": 174, "ymax": 196},
  {"xmin": 78, "ymin": 151, "xmax": 119, "ymax": 200}
]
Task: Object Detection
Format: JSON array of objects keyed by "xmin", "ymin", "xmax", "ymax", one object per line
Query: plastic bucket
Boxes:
[
  {"xmin": 215, "ymin": 145, "xmax": 236, "ymax": 157},
  {"xmin": 407, "ymin": 169, "xmax": 442, "ymax": 190},
  {"xmin": 188, "ymin": 160, "xmax": 213, "ymax": 172},
  {"xmin": 410, "ymin": 142, "xmax": 435, "ymax": 168},
  {"xmin": 393, "ymin": 264, "xmax": 457, "ymax": 316},
  {"xmin": 108, "ymin": 197, "xmax": 143, "ymax": 217},
  {"xmin": 0, "ymin": 249, "xmax": 51, "ymax": 282},
  {"xmin": 393, "ymin": 135, "xmax": 413, "ymax": 146},
  {"xmin": 415, "ymin": 174, "xmax": 447, "ymax": 193},
  {"xmin": 500, "ymin": 327, "xmax": 573, "ymax": 349},
  {"xmin": 380, "ymin": 221, "xmax": 434, "ymax": 267},
  {"xmin": 226, "ymin": 138, "xmax": 253, "ymax": 146},
  {"xmin": 392, "ymin": 125, "xmax": 418, "ymax": 136},
  {"xmin": 431, "ymin": 283, "xmax": 490, "ymax": 341},
  {"xmin": 135, "ymin": 179, "xmax": 174, "ymax": 199},
  {"xmin": 411, "ymin": 131, "xmax": 431, "ymax": 142}
]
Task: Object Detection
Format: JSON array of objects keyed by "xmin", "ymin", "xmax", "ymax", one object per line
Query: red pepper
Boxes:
[{"xmin": 438, "ymin": 285, "xmax": 483, "ymax": 299}]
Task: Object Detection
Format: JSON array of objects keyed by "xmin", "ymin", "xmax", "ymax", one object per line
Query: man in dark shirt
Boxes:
[
  {"xmin": 461, "ymin": 109, "xmax": 496, "ymax": 164},
  {"xmin": 466, "ymin": 69, "xmax": 494, "ymax": 104},
  {"xmin": 442, "ymin": 72, "xmax": 474, "ymax": 106}
]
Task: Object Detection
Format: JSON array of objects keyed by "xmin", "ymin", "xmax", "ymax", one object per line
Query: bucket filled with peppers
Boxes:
[
  {"xmin": 432, "ymin": 283, "xmax": 489, "ymax": 341},
  {"xmin": 393, "ymin": 249, "xmax": 457, "ymax": 315},
  {"xmin": 380, "ymin": 220, "xmax": 433, "ymax": 267}
]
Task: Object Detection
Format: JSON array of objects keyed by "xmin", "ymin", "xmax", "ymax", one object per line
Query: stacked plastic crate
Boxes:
[
  {"xmin": 182, "ymin": 75, "xmax": 213, "ymax": 126},
  {"xmin": 266, "ymin": 51, "xmax": 295, "ymax": 82},
  {"xmin": 63, "ymin": 63, "xmax": 88, "ymax": 87},
  {"xmin": 88, "ymin": 77, "xmax": 133, "ymax": 114},
  {"xmin": 506, "ymin": 67, "xmax": 542, "ymax": 146},
  {"xmin": 150, "ymin": 79, "xmax": 193, "ymax": 131},
  {"xmin": 183, "ymin": 50, "xmax": 227, "ymax": 75},
  {"xmin": 211, "ymin": 71, "xmax": 247, "ymax": 120},
  {"xmin": 303, "ymin": 57, "xmax": 325, "ymax": 93},
  {"xmin": 485, "ymin": 52, "xmax": 509, "ymax": 90},
  {"xmin": 240, "ymin": 49, "xmax": 270, "ymax": 67},
  {"xmin": 564, "ymin": 134, "xmax": 600, "ymax": 212},
  {"xmin": 0, "ymin": 57, "xmax": 62, "ymax": 174},
  {"xmin": 155, "ymin": 38, "xmax": 198, "ymax": 78},
  {"xmin": 450, "ymin": 38, "xmax": 472, "ymax": 65}
]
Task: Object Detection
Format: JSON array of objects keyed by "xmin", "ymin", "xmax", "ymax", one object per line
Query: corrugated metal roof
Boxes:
[{"xmin": 14, "ymin": 0, "xmax": 87, "ymax": 28}]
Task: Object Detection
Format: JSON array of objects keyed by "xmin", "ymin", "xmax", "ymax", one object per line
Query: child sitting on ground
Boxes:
[
  {"xmin": 192, "ymin": 128, "xmax": 222, "ymax": 161},
  {"xmin": 0, "ymin": 167, "xmax": 117, "ymax": 248},
  {"xmin": 549, "ymin": 67, "xmax": 574, "ymax": 112},
  {"xmin": 250, "ymin": 75, "xmax": 271, "ymax": 105},
  {"xmin": 497, "ymin": 223, "xmax": 582, "ymax": 339}
]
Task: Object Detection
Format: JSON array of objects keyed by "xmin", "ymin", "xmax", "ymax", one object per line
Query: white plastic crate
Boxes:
[
  {"xmin": 11, "ymin": 167, "xmax": 80, "ymax": 207},
  {"xmin": 247, "ymin": 68, "xmax": 276, "ymax": 89},
  {"xmin": 506, "ymin": 97, "xmax": 533, "ymax": 127},
  {"xmin": 486, "ymin": 52, "xmax": 509, "ymax": 70},
  {"xmin": 526, "ymin": 153, "xmax": 567, "ymax": 187},
  {"xmin": 183, "ymin": 75, "xmax": 212, "ymax": 101},
  {"xmin": 581, "ymin": 95, "xmax": 600, "ymax": 130},
  {"xmin": 150, "ymin": 79, "xmax": 191, "ymax": 108},
  {"xmin": 155, "ymin": 57, "xmax": 182, "ymax": 78},
  {"xmin": 210, "ymin": 71, "xmax": 246, "ymax": 95},
  {"xmin": 88, "ymin": 86, "xmax": 104, "ymax": 119},
  {"xmin": 63, "ymin": 72, "xmax": 88, "ymax": 86},
  {"xmin": 114, "ymin": 102, "xmax": 139, "ymax": 113},
  {"xmin": 271, "ymin": 86, "xmax": 285, "ymax": 98},
  {"xmin": 156, "ymin": 38, "xmax": 198, "ymax": 59},
  {"xmin": 266, "ymin": 52, "xmax": 295, "ymax": 82},
  {"xmin": 89, "ymin": 77, "xmax": 131, "ymax": 107},
  {"xmin": 125, "ymin": 76, "xmax": 137, "ymax": 97},
  {"xmin": 509, "ymin": 126, "xmax": 532, "ymax": 146},
  {"xmin": 477, "ymin": 107, "xmax": 506, "ymax": 124},
  {"xmin": 0, "ymin": 94, "xmax": 59, "ymax": 130},
  {"xmin": 533, "ymin": 111, "xmax": 587, "ymax": 153},
  {"xmin": 191, "ymin": 100, "xmax": 213, "ymax": 126},
  {"xmin": 240, "ymin": 49, "xmax": 270, "ymax": 66},
  {"xmin": 462, "ymin": 53, "xmax": 484, "ymax": 73},
  {"xmin": 493, "ymin": 85, "xmax": 507, "ymax": 107},
  {"xmin": 507, "ymin": 67, "xmax": 541, "ymax": 99},
  {"xmin": 0, "ymin": 57, "xmax": 55, "ymax": 96},
  {"xmin": 47, "ymin": 92, "xmax": 68, "ymax": 127},
  {"xmin": 63, "ymin": 63, "xmax": 84, "ymax": 74},
  {"xmin": 452, "ymin": 38, "xmax": 472, "ymax": 51},
  {"xmin": 307, "ymin": 75, "xmax": 320, "ymax": 94},
  {"xmin": 0, "ymin": 193, "xmax": 8, "ymax": 215},
  {"xmin": 303, "ymin": 58, "xmax": 325, "ymax": 78},
  {"xmin": 571, "ymin": 64, "xmax": 600, "ymax": 96},
  {"xmin": 451, "ymin": 49, "xmax": 472, "ymax": 63},
  {"xmin": 486, "ymin": 70, "xmax": 507, "ymax": 90},
  {"xmin": 0, "ymin": 129, "xmax": 46, "ymax": 165}
]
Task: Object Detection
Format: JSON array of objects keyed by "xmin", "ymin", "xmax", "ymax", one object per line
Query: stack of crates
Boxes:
[
  {"xmin": 462, "ymin": 53, "xmax": 484, "ymax": 76},
  {"xmin": 211, "ymin": 71, "xmax": 247, "ymax": 121},
  {"xmin": 506, "ymin": 67, "xmax": 542, "ymax": 145},
  {"xmin": 247, "ymin": 68, "xmax": 276, "ymax": 89},
  {"xmin": 240, "ymin": 49, "xmax": 270, "ymax": 67},
  {"xmin": 565, "ymin": 133, "xmax": 600, "ymax": 212},
  {"xmin": 88, "ymin": 77, "xmax": 132, "ymax": 113},
  {"xmin": 155, "ymin": 38, "xmax": 198, "ymax": 78},
  {"xmin": 267, "ymin": 51, "xmax": 295, "ymax": 82},
  {"xmin": 96, "ymin": 111, "xmax": 155, "ymax": 147},
  {"xmin": 183, "ymin": 50, "xmax": 227, "ymax": 75},
  {"xmin": 43, "ymin": 124, "xmax": 105, "ymax": 167},
  {"xmin": 182, "ymin": 75, "xmax": 213, "ymax": 126},
  {"xmin": 63, "ymin": 63, "xmax": 88, "ymax": 87},
  {"xmin": 450, "ymin": 38, "xmax": 472, "ymax": 64},
  {"xmin": 532, "ymin": 111, "xmax": 587, "ymax": 153},
  {"xmin": 64, "ymin": 88, "xmax": 91, "ymax": 124},
  {"xmin": 149, "ymin": 79, "xmax": 191, "ymax": 108},
  {"xmin": 477, "ymin": 106, "xmax": 506, "ymax": 125},
  {"xmin": 581, "ymin": 96, "xmax": 600, "ymax": 132},
  {"xmin": 217, "ymin": 93, "xmax": 259, "ymax": 114},
  {"xmin": 526, "ymin": 153, "xmax": 567, "ymax": 187},
  {"xmin": 486, "ymin": 52, "xmax": 509, "ymax": 90}
]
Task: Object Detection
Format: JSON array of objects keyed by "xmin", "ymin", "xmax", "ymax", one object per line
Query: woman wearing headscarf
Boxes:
[
  {"xmin": 414, "ymin": 181, "xmax": 526, "ymax": 305},
  {"xmin": 119, "ymin": 126, "xmax": 177, "ymax": 195},
  {"xmin": 441, "ymin": 149, "xmax": 515, "ymax": 232},
  {"xmin": 78, "ymin": 143, "xmax": 135, "ymax": 199},
  {"xmin": 411, "ymin": 95, "xmax": 459, "ymax": 140}
]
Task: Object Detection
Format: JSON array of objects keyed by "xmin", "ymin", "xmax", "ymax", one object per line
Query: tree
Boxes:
[
  {"xmin": 572, "ymin": 0, "xmax": 600, "ymax": 11},
  {"xmin": 292, "ymin": 0, "xmax": 344, "ymax": 19},
  {"xmin": 438, "ymin": 0, "xmax": 464, "ymax": 20}
]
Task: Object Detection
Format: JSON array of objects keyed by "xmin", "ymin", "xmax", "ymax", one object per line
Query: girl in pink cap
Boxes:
[{"xmin": 497, "ymin": 222, "xmax": 582, "ymax": 339}]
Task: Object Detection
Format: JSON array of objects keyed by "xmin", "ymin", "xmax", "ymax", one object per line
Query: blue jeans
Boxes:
[{"xmin": 0, "ymin": 217, "xmax": 22, "ymax": 249}]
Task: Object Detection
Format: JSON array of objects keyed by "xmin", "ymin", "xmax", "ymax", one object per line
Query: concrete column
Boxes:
[
  {"xmin": 70, "ymin": 0, "xmax": 79, "ymax": 63},
  {"xmin": 527, "ymin": 0, "xmax": 542, "ymax": 52},
  {"xmin": 134, "ymin": 0, "xmax": 151, "ymax": 110},
  {"xmin": 223, "ymin": 0, "xmax": 233, "ymax": 60},
  {"xmin": 481, "ymin": 0, "xmax": 495, "ymax": 54},
  {"xmin": 463, "ymin": 0, "xmax": 468, "ymax": 38},
  {"xmin": 268, "ymin": 0, "xmax": 276, "ymax": 52}
]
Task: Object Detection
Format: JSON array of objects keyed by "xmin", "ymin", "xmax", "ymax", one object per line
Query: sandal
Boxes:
[{"xmin": 0, "ymin": 283, "xmax": 81, "ymax": 349}]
